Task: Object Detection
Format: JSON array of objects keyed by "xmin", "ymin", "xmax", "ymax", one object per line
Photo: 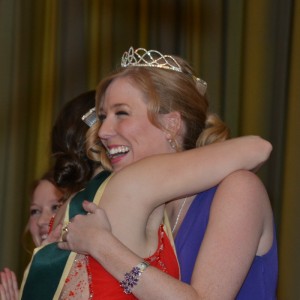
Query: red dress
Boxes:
[{"xmin": 88, "ymin": 224, "xmax": 179, "ymax": 299}]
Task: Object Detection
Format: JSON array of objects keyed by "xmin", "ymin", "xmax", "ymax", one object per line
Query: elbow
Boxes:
[
  {"xmin": 259, "ymin": 136, "xmax": 273, "ymax": 162},
  {"xmin": 248, "ymin": 136, "xmax": 273, "ymax": 171}
]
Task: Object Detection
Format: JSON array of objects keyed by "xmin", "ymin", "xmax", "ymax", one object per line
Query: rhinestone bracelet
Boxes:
[{"xmin": 120, "ymin": 261, "xmax": 150, "ymax": 294}]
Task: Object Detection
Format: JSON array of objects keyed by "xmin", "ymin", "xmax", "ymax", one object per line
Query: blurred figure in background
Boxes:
[
  {"xmin": 0, "ymin": 90, "xmax": 99, "ymax": 300},
  {"xmin": 0, "ymin": 171, "xmax": 64, "ymax": 300}
]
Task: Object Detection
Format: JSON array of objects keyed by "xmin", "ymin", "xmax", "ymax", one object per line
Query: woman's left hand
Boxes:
[{"xmin": 58, "ymin": 201, "xmax": 112, "ymax": 254}]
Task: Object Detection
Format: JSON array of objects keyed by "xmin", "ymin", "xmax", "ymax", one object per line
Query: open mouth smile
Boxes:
[{"xmin": 107, "ymin": 146, "xmax": 130, "ymax": 159}]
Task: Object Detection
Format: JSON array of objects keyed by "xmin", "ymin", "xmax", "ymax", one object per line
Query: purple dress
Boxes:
[{"xmin": 175, "ymin": 187, "xmax": 278, "ymax": 299}]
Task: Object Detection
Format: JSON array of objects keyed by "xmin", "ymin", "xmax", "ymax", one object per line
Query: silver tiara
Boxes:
[
  {"xmin": 81, "ymin": 107, "xmax": 97, "ymax": 127},
  {"xmin": 121, "ymin": 47, "xmax": 207, "ymax": 95},
  {"xmin": 121, "ymin": 47, "xmax": 182, "ymax": 73}
]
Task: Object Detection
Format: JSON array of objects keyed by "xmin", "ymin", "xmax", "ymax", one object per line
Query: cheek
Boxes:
[
  {"xmin": 126, "ymin": 116, "xmax": 158, "ymax": 137},
  {"xmin": 136, "ymin": 126, "xmax": 169, "ymax": 154},
  {"xmin": 120, "ymin": 118, "xmax": 169, "ymax": 155},
  {"xmin": 28, "ymin": 218, "xmax": 38, "ymax": 236}
]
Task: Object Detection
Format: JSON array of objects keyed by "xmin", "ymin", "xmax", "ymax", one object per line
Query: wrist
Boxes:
[
  {"xmin": 120, "ymin": 261, "xmax": 150, "ymax": 294},
  {"xmin": 88, "ymin": 228, "xmax": 114, "ymax": 260}
]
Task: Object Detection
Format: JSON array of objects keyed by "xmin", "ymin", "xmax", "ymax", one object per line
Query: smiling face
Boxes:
[
  {"xmin": 28, "ymin": 179, "xmax": 63, "ymax": 246},
  {"xmin": 98, "ymin": 76, "xmax": 174, "ymax": 172}
]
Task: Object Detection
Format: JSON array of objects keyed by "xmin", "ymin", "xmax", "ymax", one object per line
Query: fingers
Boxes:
[
  {"xmin": 57, "ymin": 241, "xmax": 69, "ymax": 250},
  {"xmin": 0, "ymin": 268, "xmax": 19, "ymax": 300},
  {"xmin": 58, "ymin": 222, "xmax": 73, "ymax": 250},
  {"xmin": 41, "ymin": 224, "xmax": 63, "ymax": 246},
  {"xmin": 50, "ymin": 223, "xmax": 63, "ymax": 242},
  {"xmin": 61, "ymin": 222, "xmax": 71, "ymax": 242},
  {"xmin": 57, "ymin": 224, "xmax": 70, "ymax": 249},
  {"xmin": 5, "ymin": 269, "xmax": 18, "ymax": 300},
  {"xmin": 0, "ymin": 270, "xmax": 9, "ymax": 296},
  {"xmin": 82, "ymin": 201, "xmax": 98, "ymax": 214},
  {"xmin": 0, "ymin": 284, "xmax": 6, "ymax": 300},
  {"xmin": 10, "ymin": 271, "xmax": 18, "ymax": 300}
]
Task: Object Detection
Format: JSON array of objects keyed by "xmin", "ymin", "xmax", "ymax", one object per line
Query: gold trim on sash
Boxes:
[
  {"xmin": 19, "ymin": 245, "xmax": 44, "ymax": 298},
  {"xmin": 53, "ymin": 174, "xmax": 113, "ymax": 298},
  {"xmin": 163, "ymin": 210, "xmax": 181, "ymax": 280}
]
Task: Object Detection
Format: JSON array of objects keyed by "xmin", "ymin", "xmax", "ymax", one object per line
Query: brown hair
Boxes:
[{"xmin": 51, "ymin": 90, "xmax": 101, "ymax": 193}]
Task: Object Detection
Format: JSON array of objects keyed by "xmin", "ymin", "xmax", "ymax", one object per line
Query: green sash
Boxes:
[{"xmin": 20, "ymin": 171, "xmax": 111, "ymax": 300}]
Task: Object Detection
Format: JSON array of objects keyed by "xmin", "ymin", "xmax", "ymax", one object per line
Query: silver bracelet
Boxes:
[{"xmin": 120, "ymin": 261, "xmax": 150, "ymax": 294}]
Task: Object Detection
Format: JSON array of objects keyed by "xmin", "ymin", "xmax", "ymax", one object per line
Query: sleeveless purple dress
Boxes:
[{"xmin": 175, "ymin": 187, "xmax": 278, "ymax": 299}]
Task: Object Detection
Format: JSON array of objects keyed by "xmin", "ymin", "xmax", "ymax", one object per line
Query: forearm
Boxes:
[
  {"xmin": 90, "ymin": 231, "xmax": 199, "ymax": 300},
  {"xmin": 105, "ymin": 135, "xmax": 273, "ymax": 215},
  {"xmin": 193, "ymin": 135, "xmax": 272, "ymax": 173},
  {"xmin": 161, "ymin": 135, "xmax": 271, "ymax": 194},
  {"xmin": 227, "ymin": 135, "xmax": 272, "ymax": 171}
]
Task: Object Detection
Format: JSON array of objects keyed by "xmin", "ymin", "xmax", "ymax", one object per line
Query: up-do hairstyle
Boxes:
[
  {"xmin": 170, "ymin": 55, "xmax": 230, "ymax": 147},
  {"xmin": 51, "ymin": 90, "xmax": 101, "ymax": 193}
]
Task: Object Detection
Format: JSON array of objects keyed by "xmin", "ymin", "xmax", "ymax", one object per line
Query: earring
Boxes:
[{"xmin": 168, "ymin": 138, "xmax": 177, "ymax": 150}]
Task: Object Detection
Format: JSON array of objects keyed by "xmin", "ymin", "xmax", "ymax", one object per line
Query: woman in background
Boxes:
[
  {"xmin": 0, "ymin": 171, "xmax": 64, "ymax": 300},
  {"xmin": 0, "ymin": 90, "xmax": 100, "ymax": 300}
]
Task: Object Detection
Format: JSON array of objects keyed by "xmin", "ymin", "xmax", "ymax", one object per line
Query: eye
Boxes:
[
  {"xmin": 116, "ymin": 110, "xmax": 129, "ymax": 116},
  {"xmin": 30, "ymin": 209, "xmax": 40, "ymax": 216},
  {"xmin": 98, "ymin": 114, "xmax": 106, "ymax": 122},
  {"xmin": 52, "ymin": 203, "xmax": 62, "ymax": 213}
]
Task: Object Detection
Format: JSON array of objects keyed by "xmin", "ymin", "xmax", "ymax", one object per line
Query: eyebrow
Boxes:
[
  {"xmin": 100, "ymin": 103, "xmax": 128, "ymax": 112},
  {"xmin": 112, "ymin": 103, "xmax": 128, "ymax": 108}
]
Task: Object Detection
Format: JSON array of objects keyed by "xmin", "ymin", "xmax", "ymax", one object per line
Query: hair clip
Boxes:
[
  {"xmin": 81, "ymin": 107, "xmax": 97, "ymax": 127},
  {"xmin": 193, "ymin": 76, "xmax": 207, "ymax": 95}
]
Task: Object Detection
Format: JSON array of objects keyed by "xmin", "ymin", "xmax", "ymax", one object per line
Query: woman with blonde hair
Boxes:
[{"xmin": 21, "ymin": 48, "xmax": 276, "ymax": 299}]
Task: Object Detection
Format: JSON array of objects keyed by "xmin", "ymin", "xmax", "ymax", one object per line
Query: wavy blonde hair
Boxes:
[{"xmin": 87, "ymin": 53, "xmax": 230, "ymax": 169}]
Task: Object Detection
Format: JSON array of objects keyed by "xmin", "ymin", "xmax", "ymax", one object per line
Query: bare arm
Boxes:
[
  {"xmin": 57, "ymin": 136, "xmax": 273, "ymax": 298},
  {"xmin": 60, "ymin": 170, "xmax": 273, "ymax": 299},
  {"xmin": 187, "ymin": 170, "xmax": 273, "ymax": 299},
  {"xmin": 99, "ymin": 136, "xmax": 271, "ymax": 236},
  {"xmin": 120, "ymin": 135, "xmax": 271, "ymax": 200},
  {"xmin": 58, "ymin": 135, "xmax": 271, "ymax": 255}
]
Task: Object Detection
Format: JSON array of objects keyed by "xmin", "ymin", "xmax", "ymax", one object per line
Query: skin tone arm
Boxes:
[
  {"xmin": 60, "ymin": 170, "xmax": 273, "ymax": 300},
  {"xmin": 96, "ymin": 135, "xmax": 272, "ymax": 248},
  {"xmin": 58, "ymin": 136, "xmax": 273, "ymax": 299},
  {"xmin": 55, "ymin": 135, "xmax": 271, "ymax": 235}
]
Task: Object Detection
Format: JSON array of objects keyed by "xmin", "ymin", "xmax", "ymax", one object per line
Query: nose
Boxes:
[
  {"xmin": 37, "ymin": 210, "xmax": 53, "ymax": 227},
  {"xmin": 98, "ymin": 117, "xmax": 115, "ymax": 141}
]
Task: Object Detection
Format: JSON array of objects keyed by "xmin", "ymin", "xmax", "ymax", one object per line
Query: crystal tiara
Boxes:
[
  {"xmin": 121, "ymin": 47, "xmax": 182, "ymax": 72},
  {"xmin": 121, "ymin": 47, "xmax": 207, "ymax": 95},
  {"xmin": 81, "ymin": 107, "xmax": 97, "ymax": 127}
]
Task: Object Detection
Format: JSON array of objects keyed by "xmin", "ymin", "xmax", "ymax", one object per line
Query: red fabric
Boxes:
[{"xmin": 88, "ymin": 224, "xmax": 179, "ymax": 299}]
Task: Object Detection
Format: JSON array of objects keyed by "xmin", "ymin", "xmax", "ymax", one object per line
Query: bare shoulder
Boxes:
[
  {"xmin": 210, "ymin": 170, "xmax": 274, "ymax": 254},
  {"xmin": 215, "ymin": 170, "xmax": 269, "ymax": 206},
  {"xmin": 210, "ymin": 170, "xmax": 272, "ymax": 233},
  {"xmin": 191, "ymin": 174, "xmax": 274, "ymax": 298},
  {"xmin": 219, "ymin": 169, "xmax": 265, "ymax": 185}
]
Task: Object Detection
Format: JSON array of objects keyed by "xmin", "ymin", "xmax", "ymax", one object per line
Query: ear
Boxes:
[{"xmin": 162, "ymin": 111, "xmax": 182, "ymax": 137}]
